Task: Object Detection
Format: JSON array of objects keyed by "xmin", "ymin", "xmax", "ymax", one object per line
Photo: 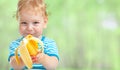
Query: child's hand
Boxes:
[
  {"xmin": 31, "ymin": 55, "xmax": 37, "ymax": 63},
  {"xmin": 31, "ymin": 52, "xmax": 45, "ymax": 64}
]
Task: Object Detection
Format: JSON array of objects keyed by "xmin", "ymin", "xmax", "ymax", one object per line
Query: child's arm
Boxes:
[
  {"xmin": 9, "ymin": 56, "xmax": 25, "ymax": 70},
  {"xmin": 32, "ymin": 53, "xmax": 59, "ymax": 70}
]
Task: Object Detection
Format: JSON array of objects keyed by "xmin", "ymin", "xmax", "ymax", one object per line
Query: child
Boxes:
[{"xmin": 8, "ymin": 0, "xmax": 59, "ymax": 70}]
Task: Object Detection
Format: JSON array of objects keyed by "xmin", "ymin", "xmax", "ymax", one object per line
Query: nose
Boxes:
[{"xmin": 26, "ymin": 24, "xmax": 33, "ymax": 31}]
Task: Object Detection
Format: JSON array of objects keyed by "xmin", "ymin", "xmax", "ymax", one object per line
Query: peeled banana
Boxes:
[{"xmin": 15, "ymin": 35, "xmax": 44, "ymax": 69}]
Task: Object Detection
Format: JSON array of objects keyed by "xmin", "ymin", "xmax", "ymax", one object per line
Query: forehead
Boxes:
[
  {"xmin": 20, "ymin": 7, "xmax": 43, "ymax": 16},
  {"xmin": 19, "ymin": 8, "xmax": 44, "ymax": 21}
]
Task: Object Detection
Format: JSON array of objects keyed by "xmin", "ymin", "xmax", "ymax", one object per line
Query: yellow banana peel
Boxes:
[{"xmin": 15, "ymin": 35, "xmax": 44, "ymax": 69}]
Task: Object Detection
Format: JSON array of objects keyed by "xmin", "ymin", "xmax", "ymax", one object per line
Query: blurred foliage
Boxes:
[{"xmin": 0, "ymin": 0, "xmax": 120, "ymax": 70}]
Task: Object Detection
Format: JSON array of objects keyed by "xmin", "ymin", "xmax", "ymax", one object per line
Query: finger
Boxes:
[
  {"xmin": 36, "ymin": 53, "xmax": 44, "ymax": 60},
  {"xmin": 31, "ymin": 55, "xmax": 36, "ymax": 59},
  {"xmin": 37, "ymin": 49, "xmax": 42, "ymax": 53},
  {"xmin": 32, "ymin": 57, "xmax": 37, "ymax": 62}
]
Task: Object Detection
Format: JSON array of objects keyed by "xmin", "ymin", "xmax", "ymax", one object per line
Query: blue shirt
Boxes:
[{"xmin": 8, "ymin": 36, "xmax": 59, "ymax": 70}]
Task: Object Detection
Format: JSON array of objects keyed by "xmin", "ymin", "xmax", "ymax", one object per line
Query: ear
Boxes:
[{"xmin": 43, "ymin": 17, "xmax": 48, "ymax": 28}]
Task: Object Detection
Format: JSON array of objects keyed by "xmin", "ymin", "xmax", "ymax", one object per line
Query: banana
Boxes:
[{"xmin": 15, "ymin": 35, "xmax": 44, "ymax": 69}]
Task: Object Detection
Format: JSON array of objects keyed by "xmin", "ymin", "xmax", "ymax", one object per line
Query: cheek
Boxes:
[
  {"xmin": 19, "ymin": 26, "xmax": 25, "ymax": 33},
  {"xmin": 43, "ymin": 22, "xmax": 47, "ymax": 29},
  {"xmin": 19, "ymin": 26, "xmax": 22, "ymax": 31},
  {"xmin": 35, "ymin": 27, "xmax": 43, "ymax": 34},
  {"xmin": 36, "ymin": 27, "xmax": 42, "ymax": 32}
]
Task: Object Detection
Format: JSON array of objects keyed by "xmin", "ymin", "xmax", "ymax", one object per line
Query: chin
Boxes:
[
  {"xmin": 30, "ymin": 35, "xmax": 39, "ymax": 38},
  {"xmin": 22, "ymin": 34, "xmax": 40, "ymax": 38}
]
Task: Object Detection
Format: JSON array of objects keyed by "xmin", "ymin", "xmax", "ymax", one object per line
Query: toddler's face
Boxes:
[{"xmin": 18, "ymin": 9, "xmax": 47, "ymax": 38}]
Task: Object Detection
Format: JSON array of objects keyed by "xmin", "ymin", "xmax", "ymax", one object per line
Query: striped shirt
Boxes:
[{"xmin": 8, "ymin": 36, "xmax": 59, "ymax": 70}]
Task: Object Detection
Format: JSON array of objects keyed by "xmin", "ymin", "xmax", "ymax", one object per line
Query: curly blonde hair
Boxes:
[{"xmin": 16, "ymin": 0, "xmax": 47, "ymax": 19}]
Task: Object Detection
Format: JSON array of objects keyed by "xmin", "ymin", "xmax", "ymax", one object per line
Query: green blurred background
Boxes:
[{"xmin": 0, "ymin": 0, "xmax": 120, "ymax": 70}]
